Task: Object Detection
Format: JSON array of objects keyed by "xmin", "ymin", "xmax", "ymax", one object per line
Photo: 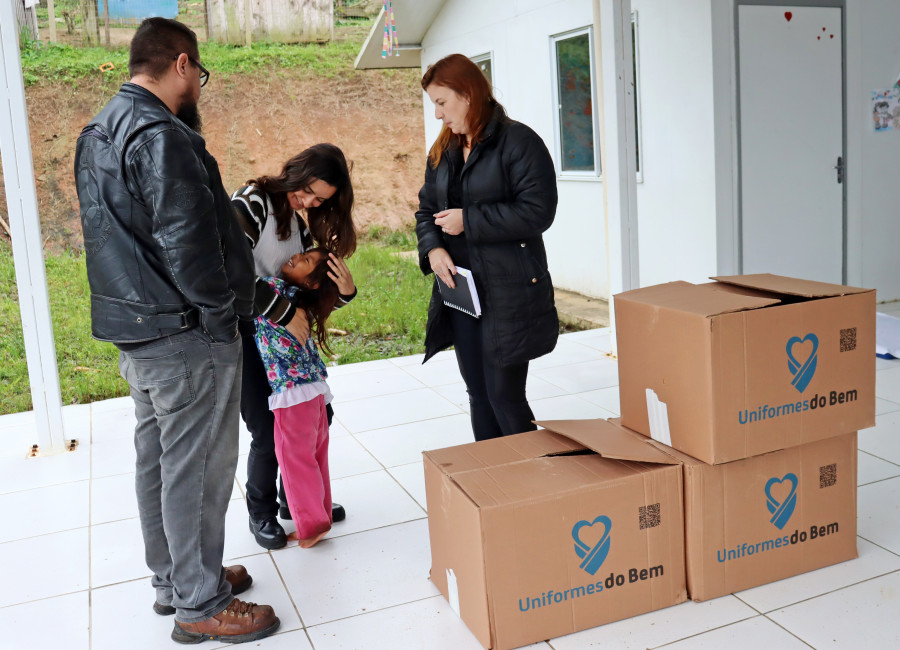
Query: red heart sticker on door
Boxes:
[{"xmin": 785, "ymin": 11, "xmax": 792, "ymax": 22}]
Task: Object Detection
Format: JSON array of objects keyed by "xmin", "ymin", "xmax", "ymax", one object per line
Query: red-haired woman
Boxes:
[
  {"xmin": 415, "ymin": 53, "xmax": 559, "ymax": 442},
  {"xmin": 232, "ymin": 144, "xmax": 357, "ymax": 549}
]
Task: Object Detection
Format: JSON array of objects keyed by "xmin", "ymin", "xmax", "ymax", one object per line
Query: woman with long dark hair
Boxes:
[
  {"xmin": 232, "ymin": 143, "xmax": 357, "ymax": 549},
  {"xmin": 415, "ymin": 53, "xmax": 559, "ymax": 442}
]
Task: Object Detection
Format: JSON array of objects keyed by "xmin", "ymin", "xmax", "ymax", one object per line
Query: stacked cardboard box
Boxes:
[
  {"xmin": 423, "ymin": 273, "xmax": 875, "ymax": 648},
  {"xmin": 424, "ymin": 422, "xmax": 687, "ymax": 650},
  {"xmin": 614, "ymin": 273, "xmax": 875, "ymax": 599}
]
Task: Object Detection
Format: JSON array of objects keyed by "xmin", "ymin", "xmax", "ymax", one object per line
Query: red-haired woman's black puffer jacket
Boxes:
[{"xmin": 416, "ymin": 105, "xmax": 559, "ymax": 366}]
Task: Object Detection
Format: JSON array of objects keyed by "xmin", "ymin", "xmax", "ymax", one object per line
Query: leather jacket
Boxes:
[{"xmin": 75, "ymin": 83, "xmax": 254, "ymax": 344}]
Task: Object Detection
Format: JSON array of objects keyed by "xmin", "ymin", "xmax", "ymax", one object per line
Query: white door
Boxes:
[{"xmin": 738, "ymin": 4, "xmax": 844, "ymax": 283}]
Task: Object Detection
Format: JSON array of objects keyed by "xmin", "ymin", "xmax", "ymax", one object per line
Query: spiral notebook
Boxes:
[{"xmin": 436, "ymin": 267, "xmax": 482, "ymax": 318}]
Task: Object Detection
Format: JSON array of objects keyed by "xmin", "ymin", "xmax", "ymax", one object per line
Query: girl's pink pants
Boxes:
[{"xmin": 273, "ymin": 394, "xmax": 332, "ymax": 540}]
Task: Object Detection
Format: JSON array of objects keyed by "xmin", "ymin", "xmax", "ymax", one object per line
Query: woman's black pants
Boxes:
[
  {"xmin": 241, "ymin": 331, "xmax": 333, "ymax": 521},
  {"xmin": 448, "ymin": 308, "xmax": 537, "ymax": 442}
]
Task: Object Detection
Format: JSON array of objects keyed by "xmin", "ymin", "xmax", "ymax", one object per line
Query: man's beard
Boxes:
[{"xmin": 176, "ymin": 100, "xmax": 203, "ymax": 134}]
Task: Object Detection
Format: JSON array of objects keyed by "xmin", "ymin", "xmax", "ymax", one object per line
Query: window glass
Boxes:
[
  {"xmin": 471, "ymin": 53, "xmax": 493, "ymax": 85},
  {"xmin": 555, "ymin": 33, "xmax": 595, "ymax": 172}
]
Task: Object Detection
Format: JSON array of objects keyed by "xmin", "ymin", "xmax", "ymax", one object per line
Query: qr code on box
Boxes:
[
  {"xmin": 639, "ymin": 503, "xmax": 661, "ymax": 529},
  {"xmin": 820, "ymin": 463, "xmax": 837, "ymax": 488},
  {"xmin": 840, "ymin": 328, "xmax": 857, "ymax": 352}
]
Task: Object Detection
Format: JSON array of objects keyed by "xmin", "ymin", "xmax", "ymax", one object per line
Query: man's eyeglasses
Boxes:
[
  {"xmin": 175, "ymin": 54, "xmax": 210, "ymax": 87},
  {"xmin": 189, "ymin": 57, "xmax": 210, "ymax": 87}
]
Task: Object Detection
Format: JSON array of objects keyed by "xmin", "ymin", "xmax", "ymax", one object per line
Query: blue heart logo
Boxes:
[
  {"xmin": 765, "ymin": 473, "xmax": 798, "ymax": 530},
  {"xmin": 786, "ymin": 333, "xmax": 819, "ymax": 393},
  {"xmin": 572, "ymin": 515, "xmax": 612, "ymax": 575}
]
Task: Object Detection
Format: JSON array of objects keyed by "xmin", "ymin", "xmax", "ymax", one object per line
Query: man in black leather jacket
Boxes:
[{"xmin": 74, "ymin": 18, "xmax": 279, "ymax": 644}]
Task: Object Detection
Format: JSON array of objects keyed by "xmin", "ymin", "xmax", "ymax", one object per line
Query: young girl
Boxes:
[{"xmin": 255, "ymin": 247, "xmax": 341, "ymax": 548}]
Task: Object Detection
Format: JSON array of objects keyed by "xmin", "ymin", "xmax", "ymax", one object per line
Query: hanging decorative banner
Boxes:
[{"xmin": 382, "ymin": 0, "xmax": 399, "ymax": 58}]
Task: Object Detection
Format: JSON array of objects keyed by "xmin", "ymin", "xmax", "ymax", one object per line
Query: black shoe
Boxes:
[
  {"xmin": 279, "ymin": 503, "xmax": 345, "ymax": 522},
  {"xmin": 249, "ymin": 516, "xmax": 287, "ymax": 550}
]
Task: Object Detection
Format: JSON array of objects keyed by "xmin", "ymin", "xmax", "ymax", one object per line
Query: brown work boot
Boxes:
[
  {"xmin": 171, "ymin": 598, "xmax": 279, "ymax": 644},
  {"xmin": 153, "ymin": 565, "xmax": 253, "ymax": 616},
  {"xmin": 223, "ymin": 565, "xmax": 253, "ymax": 594}
]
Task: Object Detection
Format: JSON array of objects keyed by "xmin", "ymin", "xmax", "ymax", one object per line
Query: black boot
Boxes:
[{"xmin": 249, "ymin": 516, "xmax": 287, "ymax": 550}]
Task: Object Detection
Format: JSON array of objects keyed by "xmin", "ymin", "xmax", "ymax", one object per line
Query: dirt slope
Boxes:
[{"xmin": 3, "ymin": 68, "xmax": 425, "ymax": 251}]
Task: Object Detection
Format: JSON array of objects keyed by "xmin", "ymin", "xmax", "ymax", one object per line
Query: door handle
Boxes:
[{"xmin": 834, "ymin": 156, "xmax": 844, "ymax": 184}]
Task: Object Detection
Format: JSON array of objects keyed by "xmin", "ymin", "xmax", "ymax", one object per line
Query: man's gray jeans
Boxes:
[{"xmin": 118, "ymin": 328, "xmax": 242, "ymax": 623}]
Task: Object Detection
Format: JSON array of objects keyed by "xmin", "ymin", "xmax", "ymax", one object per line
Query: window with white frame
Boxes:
[
  {"xmin": 552, "ymin": 28, "xmax": 599, "ymax": 175},
  {"xmin": 470, "ymin": 52, "xmax": 493, "ymax": 85},
  {"xmin": 550, "ymin": 20, "xmax": 643, "ymax": 180}
]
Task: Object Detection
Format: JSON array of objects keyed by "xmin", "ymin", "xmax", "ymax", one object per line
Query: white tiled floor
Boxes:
[{"xmin": 2, "ymin": 327, "xmax": 900, "ymax": 649}]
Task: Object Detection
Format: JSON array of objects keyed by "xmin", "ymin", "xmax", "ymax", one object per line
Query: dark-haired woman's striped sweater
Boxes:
[{"xmin": 231, "ymin": 184, "xmax": 356, "ymax": 327}]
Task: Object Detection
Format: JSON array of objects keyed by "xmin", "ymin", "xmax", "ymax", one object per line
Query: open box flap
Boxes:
[
  {"xmin": 711, "ymin": 273, "xmax": 872, "ymax": 298},
  {"xmin": 535, "ymin": 419, "xmax": 682, "ymax": 466},
  {"xmin": 423, "ymin": 429, "xmax": 582, "ymax": 477},
  {"xmin": 430, "ymin": 421, "xmax": 681, "ymax": 508},
  {"xmin": 616, "ymin": 281, "xmax": 779, "ymax": 317}
]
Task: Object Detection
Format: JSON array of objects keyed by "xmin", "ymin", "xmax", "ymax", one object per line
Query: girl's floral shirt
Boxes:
[{"xmin": 254, "ymin": 277, "xmax": 328, "ymax": 394}]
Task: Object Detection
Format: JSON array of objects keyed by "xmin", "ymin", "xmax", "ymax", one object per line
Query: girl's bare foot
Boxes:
[{"xmin": 299, "ymin": 528, "xmax": 330, "ymax": 548}]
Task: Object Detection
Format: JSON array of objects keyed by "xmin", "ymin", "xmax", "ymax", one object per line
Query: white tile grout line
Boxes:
[
  {"xmin": 0, "ymin": 587, "xmax": 92, "ymax": 612},
  {"xmin": 858, "ymin": 473, "xmax": 900, "ymax": 488},
  {"xmin": 332, "ymin": 403, "xmax": 466, "ymax": 435},
  {"xmin": 748, "ymin": 617, "xmax": 817, "ymax": 650},
  {"xmin": 646, "ymin": 614, "xmax": 807, "ymax": 650},
  {"xmin": 647, "ymin": 564, "xmax": 900, "ymax": 649},
  {"xmin": 856, "ymin": 534, "xmax": 900, "ymax": 559},
  {"xmin": 750, "ymin": 564, "xmax": 900, "ymax": 615},
  {"xmin": 299, "ymin": 594, "xmax": 447, "ymax": 633},
  {"xmin": 858, "ymin": 447, "xmax": 900, "ymax": 465},
  {"xmin": 265, "ymin": 547, "xmax": 316, "ymax": 649}
]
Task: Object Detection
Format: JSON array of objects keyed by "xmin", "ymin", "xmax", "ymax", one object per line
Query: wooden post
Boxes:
[
  {"xmin": 103, "ymin": 0, "xmax": 109, "ymax": 47},
  {"xmin": 244, "ymin": 0, "xmax": 251, "ymax": 47},
  {"xmin": 81, "ymin": 0, "xmax": 100, "ymax": 47},
  {"xmin": 47, "ymin": 0, "xmax": 57, "ymax": 42}
]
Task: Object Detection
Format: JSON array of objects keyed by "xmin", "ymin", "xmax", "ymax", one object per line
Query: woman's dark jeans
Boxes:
[{"xmin": 448, "ymin": 308, "xmax": 536, "ymax": 442}]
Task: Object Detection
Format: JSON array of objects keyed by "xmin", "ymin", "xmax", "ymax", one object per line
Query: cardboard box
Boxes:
[
  {"xmin": 608, "ymin": 419, "xmax": 858, "ymax": 601},
  {"xmin": 615, "ymin": 274, "xmax": 875, "ymax": 464},
  {"xmin": 423, "ymin": 421, "xmax": 687, "ymax": 650}
]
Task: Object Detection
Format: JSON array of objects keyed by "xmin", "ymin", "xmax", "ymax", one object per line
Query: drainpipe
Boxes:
[
  {"xmin": 593, "ymin": 0, "xmax": 638, "ymax": 354},
  {"xmin": 0, "ymin": 2, "xmax": 68, "ymax": 455}
]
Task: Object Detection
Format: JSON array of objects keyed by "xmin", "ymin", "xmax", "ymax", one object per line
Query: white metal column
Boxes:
[
  {"xmin": 594, "ymin": 0, "xmax": 638, "ymax": 353},
  {"xmin": 0, "ymin": 5, "xmax": 67, "ymax": 453}
]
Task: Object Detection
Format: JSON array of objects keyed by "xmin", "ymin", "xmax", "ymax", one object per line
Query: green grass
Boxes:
[
  {"xmin": 327, "ymin": 243, "xmax": 430, "ymax": 365},
  {"xmin": 0, "ymin": 238, "xmax": 430, "ymax": 415},
  {"xmin": 0, "ymin": 242, "xmax": 126, "ymax": 415},
  {"xmin": 19, "ymin": 19, "xmax": 376, "ymax": 86},
  {"xmin": 19, "ymin": 41, "xmax": 128, "ymax": 86}
]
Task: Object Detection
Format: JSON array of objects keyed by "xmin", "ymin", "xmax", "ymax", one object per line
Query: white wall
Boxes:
[
  {"xmin": 420, "ymin": 0, "xmax": 609, "ymax": 298},
  {"xmin": 846, "ymin": 0, "xmax": 900, "ymax": 301},
  {"xmin": 631, "ymin": 0, "xmax": 718, "ymax": 287}
]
